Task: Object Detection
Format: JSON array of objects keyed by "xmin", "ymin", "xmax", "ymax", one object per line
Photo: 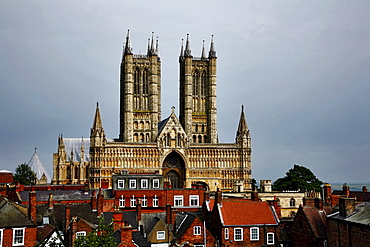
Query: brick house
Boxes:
[
  {"xmin": 327, "ymin": 198, "xmax": 370, "ymax": 246},
  {"xmin": 207, "ymin": 190, "xmax": 280, "ymax": 246},
  {"xmin": 290, "ymin": 198, "xmax": 332, "ymax": 247},
  {"xmin": 0, "ymin": 195, "xmax": 37, "ymax": 247},
  {"xmin": 324, "ymin": 183, "xmax": 370, "ymax": 207},
  {"xmin": 174, "ymin": 211, "xmax": 215, "ymax": 247}
]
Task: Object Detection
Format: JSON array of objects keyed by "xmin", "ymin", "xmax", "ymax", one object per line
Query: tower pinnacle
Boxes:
[
  {"xmin": 124, "ymin": 29, "xmax": 133, "ymax": 55},
  {"xmin": 209, "ymin": 35, "xmax": 216, "ymax": 58},
  {"xmin": 184, "ymin": 34, "xmax": 192, "ymax": 57}
]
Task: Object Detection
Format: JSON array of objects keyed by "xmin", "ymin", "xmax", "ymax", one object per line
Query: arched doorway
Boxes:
[{"xmin": 163, "ymin": 152, "xmax": 185, "ymax": 188}]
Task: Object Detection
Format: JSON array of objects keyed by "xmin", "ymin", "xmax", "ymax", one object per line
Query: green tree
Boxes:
[
  {"xmin": 74, "ymin": 217, "xmax": 117, "ymax": 247},
  {"xmin": 272, "ymin": 164, "xmax": 323, "ymax": 192},
  {"xmin": 13, "ymin": 163, "xmax": 36, "ymax": 185}
]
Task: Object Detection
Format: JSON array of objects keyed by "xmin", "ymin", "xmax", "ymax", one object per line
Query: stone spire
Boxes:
[
  {"xmin": 201, "ymin": 40, "xmax": 207, "ymax": 59},
  {"xmin": 92, "ymin": 102, "xmax": 103, "ymax": 130},
  {"xmin": 148, "ymin": 32, "xmax": 156, "ymax": 56},
  {"xmin": 91, "ymin": 102, "xmax": 106, "ymax": 147},
  {"xmin": 155, "ymin": 36, "xmax": 160, "ymax": 57},
  {"xmin": 209, "ymin": 35, "xmax": 217, "ymax": 58},
  {"xmin": 124, "ymin": 29, "xmax": 133, "ymax": 55},
  {"xmin": 28, "ymin": 148, "xmax": 51, "ymax": 183},
  {"xmin": 179, "ymin": 39, "xmax": 184, "ymax": 62},
  {"xmin": 184, "ymin": 34, "xmax": 192, "ymax": 57},
  {"xmin": 237, "ymin": 105, "xmax": 248, "ymax": 135},
  {"xmin": 236, "ymin": 105, "xmax": 251, "ymax": 148}
]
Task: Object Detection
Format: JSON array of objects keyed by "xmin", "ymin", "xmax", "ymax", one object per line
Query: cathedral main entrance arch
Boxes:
[{"xmin": 162, "ymin": 151, "xmax": 185, "ymax": 188}]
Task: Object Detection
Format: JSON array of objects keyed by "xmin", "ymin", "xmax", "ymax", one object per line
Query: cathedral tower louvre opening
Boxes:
[{"xmin": 52, "ymin": 31, "xmax": 252, "ymax": 191}]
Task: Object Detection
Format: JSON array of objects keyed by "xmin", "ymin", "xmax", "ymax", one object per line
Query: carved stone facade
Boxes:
[{"xmin": 52, "ymin": 31, "xmax": 252, "ymax": 191}]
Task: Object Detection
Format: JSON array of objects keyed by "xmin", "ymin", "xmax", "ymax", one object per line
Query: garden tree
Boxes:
[
  {"xmin": 74, "ymin": 217, "xmax": 117, "ymax": 247},
  {"xmin": 13, "ymin": 163, "xmax": 36, "ymax": 185},
  {"xmin": 272, "ymin": 164, "xmax": 323, "ymax": 192}
]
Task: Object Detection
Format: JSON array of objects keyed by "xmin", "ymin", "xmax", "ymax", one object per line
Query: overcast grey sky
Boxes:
[{"xmin": 1, "ymin": 1, "xmax": 369, "ymax": 184}]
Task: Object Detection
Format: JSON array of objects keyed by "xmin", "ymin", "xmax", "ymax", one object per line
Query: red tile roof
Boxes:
[{"xmin": 217, "ymin": 200, "xmax": 278, "ymax": 226}]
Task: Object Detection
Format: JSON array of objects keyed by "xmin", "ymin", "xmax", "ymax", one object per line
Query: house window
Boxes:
[
  {"xmin": 194, "ymin": 226, "xmax": 201, "ymax": 235},
  {"xmin": 141, "ymin": 179, "xmax": 148, "ymax": 189},
  {"xmin": 43, "ymin": 216, "xmax": 49, "ymax": 225},
  {"xmin": 174, "ymin": 195, "xmax": 183, "ymax": 207},
  {"xmin": 157, "ymin": 231, "xmax": 165, "ymax": 240},
  {"xmin": 129, "ymin": 179, "xmax": 136, "ymax": 189},
  {"xmin": 119, "ymin": 196, "xmax": 125, "ymax": 208},
  {"xmin": 234, "ymin": 228, "xmax": 243, "ymax": 241},
  {"xmin": 153, "ymin": 179, "xmax": 160, "ymax": 188},
  {"xmin": 118, "ymin": 179, "xmax": 125, "ymax": 189},
  {"xmin": 130, "ymin": 195, "xmax": 136, "ymax": 207},
  {"xmin": 224, "ymin": 228, "xmax": 229, "ymax": 240},
  {"xmin": 290, "ymin": 198, "xmax": 296, "ymax": 207},
  {"xmin": 153, "ymin": 195, "xmax": 159, "ymax": 207},
  {"xmin": 76, "ymin": 231, "xmax": 86, "ymax": 238},
  {"xmin": 194, "ymin": 245, "xmax": 204, "ymax": 247},
  {"xmin": 250, "ymin": 227, "xmax": 259, "ymax": 241},
  {"xmin": 142, "ymin": 195, "xmax": 147, "ymax": 207},
  {"xmin": 190, "ymin": 195, "xmax": 199, "ymax": 206},
  {"xmin": 12, "ymin": 228, "xmax": 25, "ymax": 246},
  {"xmin": 267, "ymin": 232, "xmax": 274, "ymax": 245},
  {"xmin": 0, "ymin": 229, "xmax": 3, "ymax": 247}
]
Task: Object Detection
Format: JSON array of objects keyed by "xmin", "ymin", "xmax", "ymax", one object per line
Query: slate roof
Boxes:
[
  {"xmin": 217, "ymin": 200, "xmax": 279, "ymax": 226},
  {"xmin": 301, "ymin": 206, "xmax": 332, "ymax": 238},
  {"xmin": 0, "ymin": 195, "xmax": 36, "ymax": 228},
  {"xmin": 329, "ymin": 202, "xmax": 370, "ymax": 225},
  {"xmin": 20, "ymin": 190, "xmax": 92, "ymax": 202},
  {"xmin": 36, "ymin": 203, "xmax": 98, "ymax": 231}
]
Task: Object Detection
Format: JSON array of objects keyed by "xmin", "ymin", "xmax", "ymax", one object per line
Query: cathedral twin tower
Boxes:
[{"xmin": 53, "ymin": 31, "xmax": 252, "ymax": 191}]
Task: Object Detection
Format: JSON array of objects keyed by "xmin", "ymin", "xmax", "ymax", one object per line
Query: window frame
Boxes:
[
  {"xmin": 250, "ymin": 227, "xmax": 259, "ymax": 241},
  {"xmin": 0, "ymin": 228, "xmax": 3, "ymax": 247},
  {"xmin": 119, "ymin": 196, "xmax": 125, "ymax": 208},
  {"xmin": 157, "ymin": 231, "xmax": 165, "ymax": 240},
  {"xmin": 174, "ymin": 195, "xmax": 184, "ymax": 207},
  {"xmin": 153, "ymin": 195, "xmax": 159, "ymax": 207},
  {"xmin": 142, "ymin": 195, "xmax": 147, "ymax": 207},
  {"xmin": 290, "ymin": 198, "xmax": 296, "ymax": 207},
  {"xmin": 153, "ymin": 179, "xmax": 160, "ymax": 189},
  {"xmin": 267, "ymin": 232, "xmax": 274, "ymax": 245},
  {"xmin": 141, "ymin": 179, "xmax": 148, "ymax": 189},
  {"xmin": 129, "ymin": 179, "xmax": 137, "ymax": 189},
  {"xmin": 12, "ymin": 228, "xmax": 25, "ymax": 246},
  {"xmin": 130, "ymin": 195, "xmax": 136, "ymax": 207},
  {"xmin": 117, "ymin": 179, "xmax": 125, "ymax": 189},
  {"xmin": 43, "ymin": 216, "xmax": 50, "ymax": 225},
  {"xmin": 193, "ymin": 226, "xmax": 201, "ymax": 235},
  {"xmin": 76, "ymin": 231, "xmax": 86, "ymax": 238},
  {"xmin": 224, "ymin": 228, "xmax": 229, "ymax": 240},
  {"xmin": 190, "ymin": 195, "xmax": 199, "ymax": 206},
  {"xmin": 234, "ymin": 228, "xmax": 243, "ymax": 241}
]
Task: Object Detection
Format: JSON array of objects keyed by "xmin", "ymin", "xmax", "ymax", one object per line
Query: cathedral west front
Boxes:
[{"xmin": 52, "ymin": 31, "xmax": 252, "ymax": 191}]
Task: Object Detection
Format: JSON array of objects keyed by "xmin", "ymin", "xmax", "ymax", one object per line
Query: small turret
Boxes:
[
  {"xmin": 179, "ymin": 39, "xmax": 185, "ymax": 62},
  {"xmin": 201, "ymin": 40, "xmax": 207, "ymax": 59},
  {"xmin": 236, "ymin": 105, "xmax": 251, "ymax": 148},
  {"xmin": 209, "ymin": 35, "xmax": 216, "ymax": 58},
  {"xmin": 184, "ymin": 34, "xmax": 192, "ymax": 57},
  {"xmin": 148, "ymin": 32, "xmax": 157, "ymax": 56},
  {"xmin": 90, "ymin": 102, "xmax": 106, "ymax": 147},
  {"xmin": 124, "ymin": 29, "xmax": 133, "ymax": 55}
]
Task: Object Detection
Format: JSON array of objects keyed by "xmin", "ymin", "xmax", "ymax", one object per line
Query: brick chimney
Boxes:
[
  {"xmin": 65, "ymin": 204, "xmax": 71, "ymax": 231},
  {"xmin": 204, "ymin": 191, "xmax": 210, "ymax": 202},
  {"xmin": 342, "ymin": 183, "xmax": 350, "ymax": 196},
  {"xmin": 119, "ymin": 226, "xmax": 133, "ymax": 246},
  {"xmin": 323, "ymin": 183, "xmax": 332, "ymax": 205},
  {"xmin": 48, "ymin": 193, "xmax": 54, "ymax": 209},
  {"xmin": 215, "ymin": 188, "xmax": 222, "ymax": 205},
  {"xmin": 28, "ymin": 191, "xmax": 37, "ymax": 222},
  {"xmin": 136, "ymin": 201, "xmax": 142, "ymax": 223},
  {"xmin": 363, "ymin": 186, "xmax": 367, "ymax": 192},
  {"xmin": 314, "ymin": 198, "xmax": 323, "ymax": 211},
  {"xmin": 251, "ymin": 190, "xmax": 259, "ymax": 201},
  {"xmin": 97, "ymin": 189, "xmax": 104, "ymax": 215},
  {"xmin": 303, "ymin": 197, "xmax": 315, "ymax": 207},
  {"xmin": 113, "ymin": 211, "xmax": 123, "ymax": 231},
  {"xmin": 166, "ymin": 204, "xmax": 172, "ymax": 225},
  {"xmin": 91, "ymin": 190, "xmax": 97, "ymax": 212},
  {"xmin": 339, "ymin": 197, "xmax": 355, "ymax": 217}
]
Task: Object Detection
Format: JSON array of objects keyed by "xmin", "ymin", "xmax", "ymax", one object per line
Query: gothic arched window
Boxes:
[{"xmin": 134, "ymin": 67, "xmax": 140, "ymax": 95}]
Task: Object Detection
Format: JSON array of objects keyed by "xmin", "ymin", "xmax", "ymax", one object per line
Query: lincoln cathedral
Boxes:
[{"xmin": 52, "ymin": 31, "xmax": 252, "ymax": 191}]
